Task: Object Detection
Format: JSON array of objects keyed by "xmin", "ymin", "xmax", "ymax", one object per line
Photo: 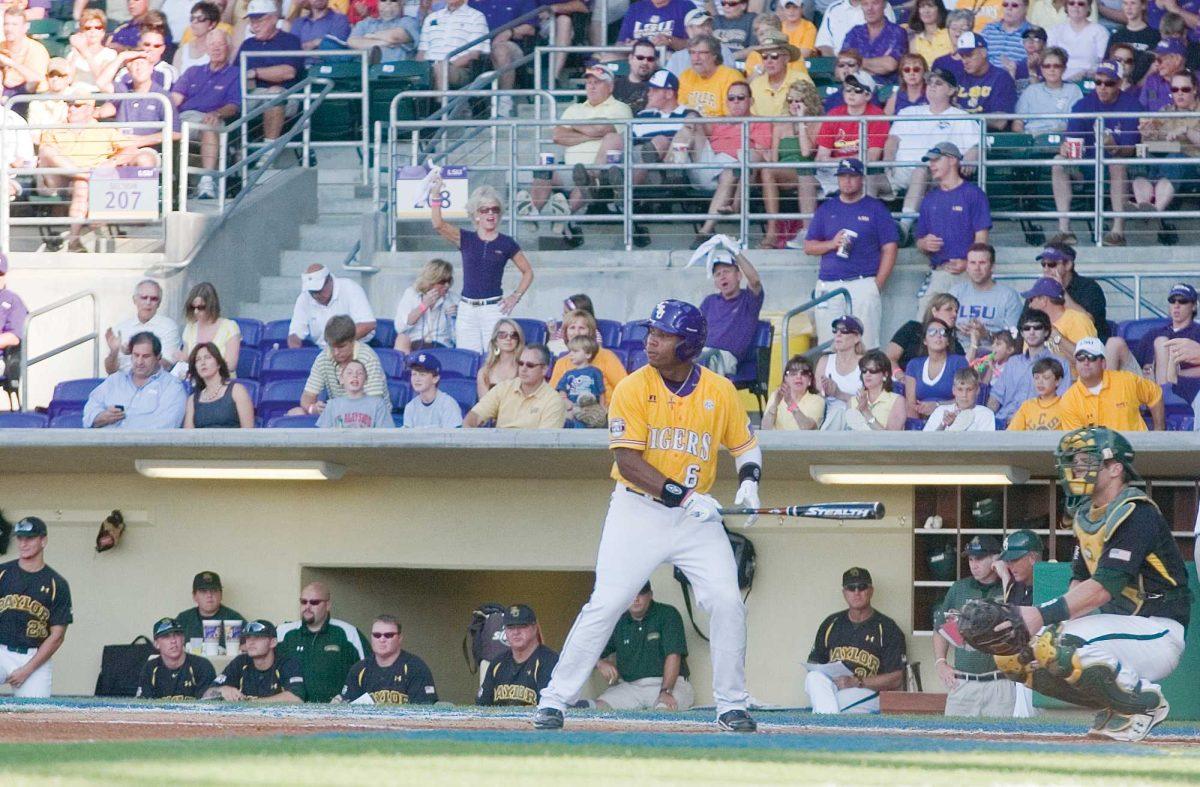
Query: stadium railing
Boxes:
[
  {"xmin": 17, "ymin": 289, "xmax": 99, "ymax": 409},
  {"xmin": 0, "ymin": 92, "xmax": 174, "ymax": 254},
  {"xmin": 780, "ymin": 287, "xmax": 851, "ymax": 361},
  {"xmin": 240, "ymin": 49, "xmax": 372, "ymax": 185},
  {"xmin": 381, "ymin": 109, "xmax": 1200, "ymax": 252}
]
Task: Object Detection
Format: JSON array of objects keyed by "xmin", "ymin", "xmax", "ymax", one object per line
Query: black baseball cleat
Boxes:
[
  {"xmin": 716, "ymin": 709, "xmax": 757, "ymax": 732},
  {"xmin": 532, "ymin": 707, "xmax": 564, "ymax": 730}
]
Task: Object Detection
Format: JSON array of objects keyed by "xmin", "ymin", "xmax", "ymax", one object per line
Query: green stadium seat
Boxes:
[
  {"xmin": 369, "ymin": 61, "xmax": 432, "ymax": 126},
  {"xmin": 805, "ymin": 56, "xmax": 835, "ymax": 80},
  {"xmin": 28, "ymin": 19, "xmax": 64, "ymax": 39},
  {"xmin": 308, "ymin": 59, "xmax": 368, "ymax": 142}
]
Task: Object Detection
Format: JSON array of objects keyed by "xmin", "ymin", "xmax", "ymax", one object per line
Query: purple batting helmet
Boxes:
[{"xmin": 647, "ymin": 299, "xmax": 707, "ymax": 362}]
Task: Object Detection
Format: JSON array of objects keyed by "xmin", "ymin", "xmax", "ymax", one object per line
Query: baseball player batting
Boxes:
[
  {"xmin": 533, "ymin": 299, "xmax": 761, "ymax": 733},
  {"xmin": 959, "ymin": 427, "xmax": 1190, "ymax": 741}
]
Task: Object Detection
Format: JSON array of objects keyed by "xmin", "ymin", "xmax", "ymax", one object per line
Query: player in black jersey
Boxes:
[
  {"xmin": 0, "ymin": 518, "xmax": 72, "ymax": 698},
  {"xmin": 335, "ymin": 615, "xmax": 437, "ymax": 705},
  {"xmin": 207, "ymin": 619, "xmax": 305, "ymax": 702},
  {"xmin": 478, "ymin": 605, "xmax": 559, "ymax": 707},
  {"xmin": 135, "ymin": 617, "xmax": 215, "ymax": 700}
]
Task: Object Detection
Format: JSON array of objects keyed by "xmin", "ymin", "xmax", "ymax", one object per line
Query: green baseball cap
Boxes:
[{"xmin": 999, "ymin": 529, "xmax": 1043, "ymax": 561}]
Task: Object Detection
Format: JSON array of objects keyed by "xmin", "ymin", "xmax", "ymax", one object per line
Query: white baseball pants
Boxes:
[
  {"xmin": 455, "ymin": 301, "xmax": 503, "ymax": 354},
  {"xmin": 0, "ymin": 647, "xmax": 52, "ymax": 698},
  {"xmin": 1058, "ymin": 614, "xmax": 1185, "ymax": 685},
  {"xmin": 804, "ymin": 671, "xmax": 879, "ymax": 713},
  {"xmin": 540, "ymin": 485, "xmax": 750, "ymax": 715}
]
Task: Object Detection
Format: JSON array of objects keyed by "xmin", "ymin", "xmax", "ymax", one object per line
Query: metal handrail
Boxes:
[
  {"xmin": 781, "ymin": 288, "xmax": 850, "ymax": 363},
  {"xmin": 436, "ymin": 4, "xmax": 546, "ymax": 93},
  {"xmin": 18, "ymin": 290, "xmax": 98, "ymax": 410}
]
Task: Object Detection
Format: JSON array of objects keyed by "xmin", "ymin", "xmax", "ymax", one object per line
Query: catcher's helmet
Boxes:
[
  {"xmin": 1055, "ymin": 427, "xmax": 1140, "ymax": 509},
  {"xmin": 647, "ymin": 299, "xmax": 707, "ymax": 362}
]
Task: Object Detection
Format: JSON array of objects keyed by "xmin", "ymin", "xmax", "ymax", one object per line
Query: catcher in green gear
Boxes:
[{"xmin": 959, "ymin": 427, "xmax": 1190, "ymax": 742}]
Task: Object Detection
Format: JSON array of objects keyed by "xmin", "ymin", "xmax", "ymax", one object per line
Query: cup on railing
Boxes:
[
  {"xmin": 1135, "ymin": 142, "xmax": 1147, "ymax": 159},
  {"xmin": 1064, "ymin": 137, "xmax": 1084, "ymax": 159},
  {"xmin": 539, "ymin": 152, "xmax": 556, "ymax": 166}
]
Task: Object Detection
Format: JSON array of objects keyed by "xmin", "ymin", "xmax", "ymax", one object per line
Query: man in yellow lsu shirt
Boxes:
[
  {"xmin": 678, "ymin": 33, "xmax": 744, "ymax": 116},
  {"xmin": 533, "ymin": 299, "xmax": 761, "ymax": 734},
  {"xmin": 1059, "ymin": 337, "xmax": 1164, "ymax": 431}
]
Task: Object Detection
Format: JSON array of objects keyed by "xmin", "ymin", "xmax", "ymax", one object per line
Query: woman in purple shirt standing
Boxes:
[{"xmin": 429, "ymin": 179, "xmax": 534, "ymax": 353}]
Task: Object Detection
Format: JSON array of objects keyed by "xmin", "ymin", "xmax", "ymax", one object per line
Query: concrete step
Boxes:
[
  {"xmin": 297, "ymin": 221, "xmax": 363, "ymax": 251},
  {"xmin": 255, "ymin": 272, "xmax": 359, "ymax": 305},
  {"xmin": 317, "ymin": 191, "xmax": 375, "ymax": 215},
  {"xmin": 318, "ymin": 167, "xmax": 365, "ymax": 185},
  {"xmin": 279, "ymin": 249, "xmax": 352, "ymax": 276}
]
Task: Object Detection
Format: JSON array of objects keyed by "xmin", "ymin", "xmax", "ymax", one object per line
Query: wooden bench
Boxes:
[{"xmin": 880, "ymin": 691, "xmax": 947, "ymax": 715}]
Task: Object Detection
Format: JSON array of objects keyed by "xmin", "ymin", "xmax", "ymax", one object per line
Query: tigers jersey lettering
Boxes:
[{"xmin": 609, "ymin": 365, "xmax": 756, "ymax": 495}]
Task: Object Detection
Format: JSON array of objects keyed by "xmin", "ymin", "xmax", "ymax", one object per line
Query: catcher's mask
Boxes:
[{"xmin": 1055, "ymin": 427, "xmax": 1140, "ymax": 510}]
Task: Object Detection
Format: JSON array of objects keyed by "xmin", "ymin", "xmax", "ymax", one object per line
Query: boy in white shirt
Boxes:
[
  {"xmin": 401, "ymin": 351, "xmax": 463, "ymax": 428},
  {"xmin": 924, "ymin": 366, "xmax": 996, "ymax": 432}
]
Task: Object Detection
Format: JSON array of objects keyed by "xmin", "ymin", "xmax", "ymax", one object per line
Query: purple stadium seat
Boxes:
[
  {"xmin": 0, "ymin": 412, "xmax": 48, "ymax": 428},
  {"xmin": 235, "ymin": 318, "xmax": 264, "ymax": 348},
  {"xmin": 368, "ymin": 318, "xmax": 398, "ymax": 349},
  {"xmin": 236, "ymin": 347, "xmax": 263, "ymax": 380},
  {"xmin": 260, "ymin": 347, "xmax": 321, "ymax": 383},
  {"xmin": 994, "ymin": 417, "xmax": 1007, "ymax": 430},
  {"xmin": 596, "ymin": 319, "xmax": 622, "ymax": 348},
  {"xmin": 1159, "ymin": 383, "xmax": 1192, "ymax": 416},
  {"xmin": 607, "ymin": 347, "xmax": 629, "ymax": 371},
  {"xmin": 1119, "ymin": 318, "xmax": 1169, "ymax": 365},
  {"xmin": 513, "ymin": 318, "xmax": 548, "ymax": 346},
  {"xmin": 48, "ymin": 377, "xmax": 104, "ymax": 419},
  {"xmin": 257, "ymin": 378, "xmax": 309, "ymax": 421},
  {"xmin": 620, "ymin": 321, "xmax": 648, "ymax": 350},
  {"xmin": 730, "ymin": 321, "xmax": 774, "ymax": 409},
  {"xmin": 905, "ymin": 417, "xmax": 927, "ymax": 431},
  {"xmin": 49, "ymin": 412, "xmax": 84, "ymax": 428},
  {"xmin": 233, "ymin": 379, "xmax": 260, "ymax": 405},
  {"xmin": 626, "ymin": 349, "xmax": 648, "ymax": 371},
  {"xmin": 976, "ymin": 383, "xmax": 990, "ymax": 406},
  {"xmin": 375, "ymin": 348, "xmax": 405, "ymax": 379},
  {"xmin": 418, "ymin": 348, "xmax": 481, "ymax": 379},
  {"xmin": 388, "ymin": 379, "xmax": 413, "ymax": 413},
  {"xmin": 1167, "ymin": 413, "xmax": 1195, "ymax": 431},
  {"xmin": 438, "ymin": 377, "xmax": 479, "ymax": 415},
  {"xmin": 259, "ymin": 319, "xmax": 316, "ymax": 351},
  {"xmin": 266, "ymin": 414, "xmax": 319, "ymax": 428}
]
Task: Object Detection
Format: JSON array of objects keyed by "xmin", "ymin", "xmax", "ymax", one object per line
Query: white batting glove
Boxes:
[
  {"xmin": 682, "ymin": 491, "xmax": 723, "ymax": 524},
  {"xmin": 734, "ymin": 479, "xmax": 760, "ymax": 527}
]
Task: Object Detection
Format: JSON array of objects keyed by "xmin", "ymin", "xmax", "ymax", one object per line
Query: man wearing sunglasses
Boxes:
[
  {"xmin": 1138, "ymin": 37, "xmax": 1184, "ymax": 112},
  {"xmin": 277, "ymin": 582, "xmax": 369, "ymax": 703},
  {"xmin": 712, "ymin": 0, "xmax": 756, "ymax": 61},
  {"xmin": 1104, "ymin": 283, "xmax": 1200, "ymax": 383},
  {"xmin": 209, "ymin": 620, "xmax": 306, "ymax": 703},
  {"xmin": 1052, "ymin": 59, "xmax": 1143, "ymax": 246},
  {"xmin": 465, "ymin": 344, "xmax": 566, "ymax": 428},
  {"xmin": 335, "ymin": 615, "xmax": 438, "ymax": 704},
  {"xmin": 1021, "ymin": 276, "xmax": 1096, "ymax": 370},
  {"xmin": 614, "ymin": 38, "xmax": 658, "ymax": 114},
  {"xmin": 805, "ymin": 567, "xmax": 906, "ymax": 714},
  {"xmin": 981, "ymin": 0, "xmax": 1031, "ymax": 67},
  {"xmin": 1059, "ymin": 336, "xmax": 1164, "ymax": 430},
  {"xmin": 987, "ymin": 307, "xmax": 1072, "ymax": 419},
  {"xmin": 1035, "ymin": 242, "xmax": 1109, "ymax": 341}
]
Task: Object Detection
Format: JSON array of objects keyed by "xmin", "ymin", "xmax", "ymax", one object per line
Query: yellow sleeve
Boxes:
[
  {"xmin": 1136, "ymin": 374, "xmax": 1163, "ymax": 407},
  {"xmin": 547, "ymin": 356, "xmax": 568, "ymax": 390},
  {"xmin": 608, "ymin": 375, "xmax": 647, "ymax": 450},
  {"xmin": 471, "ymin": 382, "xmax": 504, "ymax": 422},
  {"xmin": 721, "ymin": 382, "xmax": 757, "ymax": 456},
  {"xmin": 597, "ymin": 350, "xmax": 627, "ymax": 400},
  {"xmin": 1006, "ymin": 402, "xmax": 1029, "ymax": 431},
  {"xmin": 742, "ymin": 51, "xmax": 762, "ymax": 78},
  {"xmin": 791, "ymin": 19, "xmax": 816, "ymax": 53},
  {"xmin": 539, "ymin": 392, "xmax": 567, "ymax": 428},
  {"xmin": 1057, "ymin": 387, "xmax": 1085, "ymax": 431},
  {"xmin": 800, "ymin": 392, "xmax": 826, "ymax": 423}
]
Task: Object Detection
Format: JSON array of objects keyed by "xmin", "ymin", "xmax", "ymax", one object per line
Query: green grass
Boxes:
[{"xmin": 4, "ymin": 735, "xmax": 1200, "ymax": 786}]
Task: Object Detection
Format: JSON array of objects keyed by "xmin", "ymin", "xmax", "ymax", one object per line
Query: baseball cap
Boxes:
[
  {"xmin": 708, "ymin": 247, "xmax": 738, "ymax": 273},
  {"xmin": 301, "ymin": 265, "xmax": 330, "ymax": 291},
  {"xmin": 999, "ymin": 529, "xmax": 1043, "ymax": 561},
  {"xmin": 832, "ymin": 315, "xmax": 864, "ymax": 334},
  {"xmin": 844, "ymin": 69, "xmax": 876, "ymax": 94},
  {"xmin": 152, "ymin": 617, "xmax": 185, "ymax": 639},
  {"xmin": 1094, "ymin": 60, "xmax": 1122, "ymax": 81},
  {"xmin": 13, "ymin": 517, "xmax": 47, "ymax": 538},
  {"xmin": 246, "ymin": 0, "xmax": 276, "ymax": 16},
  {"xmin": 192, "ymin": 570, "xmax": 223, "ymax": 592},
  {"xmin": 242, "ymin": 619, "xmax": 277, "ymax": 639},
  {"xmin": 1022, "ymin": 25, "xmax": 1047, "ymax": 41},
  {"xmin": 638, "ymin": 580, "xmax": 653, "ymax": 595},
  {"xmin": 407, "ymin": 351, "xmax": 441, "ymax": 374},
  {"xmin": 684, "ymin": 7, "xmax": 711, "ymax": 25},
  {"xmin": 922, "ymin": 141, "xmax": 963, "ymax": 162},
  {"xmin": 584, "ymin": 64, "xmax": 614, "ymax": 82},
  {"xmin": 842, "ymin": 567, "xmax": 872, "ymax": 587},
  {"xmin": 503, "ymin": 604, "xmax": 537, "ymax": 626},
  {"xmin": 1169, "ymin": 283, "xmax": 1198, "ymax": 302},
  {"xmin": 1036, "ymin": 244, "xmax": 1073, "ymax": 263},
  {"xmin": 927, "ymin": 67, "xmax": 958, "ymax": 88},
  {"xmin": 1021, "ymin": 277, "xmax": 1066, "ymax": 301},
  {"xmin": 963, "ymin": 535, "xmax": 1002, "ymax": 557},
  {"xmin": 780, "ymin": 0, "xmax": 802, "ymax": 7},
  {"xmin": 647, "ymin": 68, "xmax": 679, "ymax": 91},
  {"xmin": 1156, "ymin": 38, "xmax": 1186, "ymax": 57},
  {"xmin": 836, "ymin": 157, "xmax": 865, "ymax": 176},
  {"xmin": 46, "ymin": 57, "xmax": 73, "ymax": 78},
  {"xmin": 957, "ymin": 31, "xmax": 987, "ymax": 52},
  {"xmin": 1074, "ymin": 336, "xmax": 1106, "ymax": 359}
]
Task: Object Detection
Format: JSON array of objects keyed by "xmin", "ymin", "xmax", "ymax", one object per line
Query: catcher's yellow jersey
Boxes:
[{"xmin": 608, "ymin": 364, "xmax": 756, "ymax": 495}]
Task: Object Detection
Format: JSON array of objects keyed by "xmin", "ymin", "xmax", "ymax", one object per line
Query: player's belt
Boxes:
[
  {"xmin": 954, "ymin": 670, "xmax": 1003, "ymax": 682},
  {"xmin": 1, "ymin": 644, "xmax": 34, "ymax": 655},
  {"xmin": 460, "ymin": 295, "xmax": 503, "ymax": 306},
  {"xmin": 624, "ymin": 485, "xmax": 665, "ymax": 505}
]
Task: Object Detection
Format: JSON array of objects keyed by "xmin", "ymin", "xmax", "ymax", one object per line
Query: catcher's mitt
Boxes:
[
  {"xmin": 95, "ymin": 510, "xmax": 125, "ymax": 553},
  {"xmin": 958, "ymin": 598, "xmax": 1031, "ymax": 657}
]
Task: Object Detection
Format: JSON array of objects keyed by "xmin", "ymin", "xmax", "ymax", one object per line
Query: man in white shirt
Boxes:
[
  {"xmin": 0, "ymin": 101, "xmax": 33, "ymax": 199},
  {"xmin": 287, "ymin": 264, "xmax": 376, "ymax": 348},
  {"xmin": 882, "ymin": 67, "xmax": 979, "ymax": 244},
  {"xmin": 816, "ymin": 0, "xmax": 895, "ymax": 57},
  {"xmin": 415, "ymin": 0, "xmax": 489, "ymax": 90},
  {"xmin": 104, "ymin": 279, "xmax": 181, "ymax": 374}
]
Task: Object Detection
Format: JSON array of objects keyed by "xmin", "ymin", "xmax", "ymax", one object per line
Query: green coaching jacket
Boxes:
[{"xmin": 276, "ymin": 619, "xmax": 370, "ymax": 703}]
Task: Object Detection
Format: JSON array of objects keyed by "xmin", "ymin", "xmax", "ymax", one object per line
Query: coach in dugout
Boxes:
[
  {"xmin": 276, "ymin": 582, "xmax": 368, "ymax": 704},
  {"xmin": 932, "ymin": 537, "xmax": 1017, "ymax": 717},
  {"xmin": 593, "ymin": 582, "xmax": 694, "ymax": 711},
  {"xmin": 477, "ymin": 604, "xmax": 559, "ymax": 707},
  {"xmin": 335, "ymin": 615, "xmax": 438, "ymax": 705},
  {"xmin": 805, "ymin": 567, "xmax": 906, "ymax": 714}
]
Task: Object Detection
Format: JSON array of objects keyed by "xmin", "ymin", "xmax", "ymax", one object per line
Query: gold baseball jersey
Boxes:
[{"xmin": 608, "ymin": 365, "xmax": 756, "ymax": 495}]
